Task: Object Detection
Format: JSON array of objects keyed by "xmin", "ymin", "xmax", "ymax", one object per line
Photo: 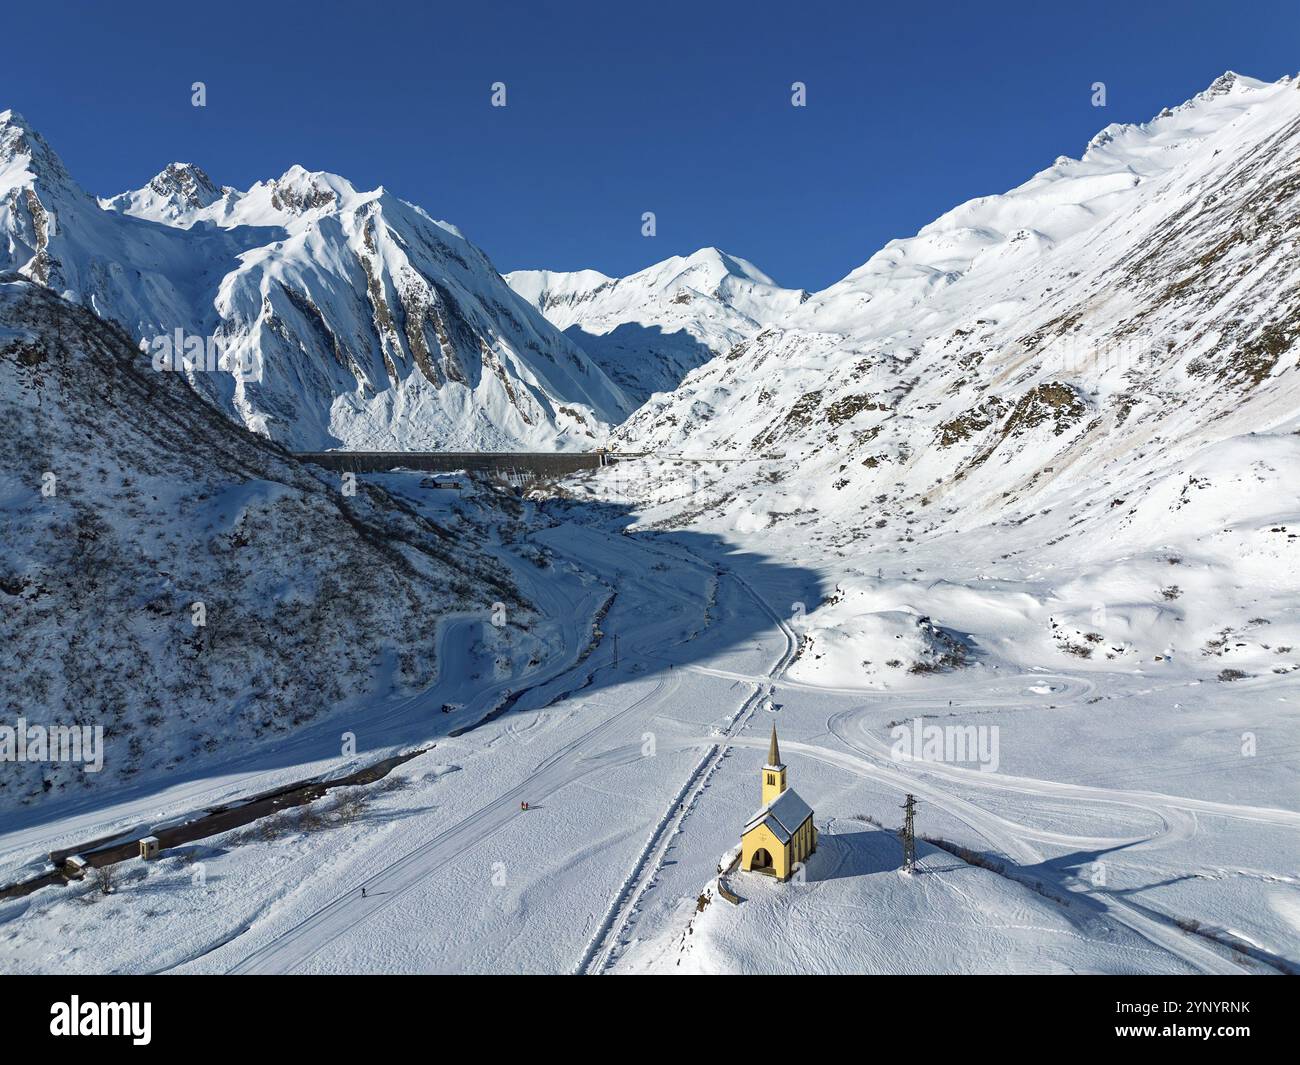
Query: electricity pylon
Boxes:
[{"xmin": 900, "ymin": 794, "xmax": 918, "ymax": 874}]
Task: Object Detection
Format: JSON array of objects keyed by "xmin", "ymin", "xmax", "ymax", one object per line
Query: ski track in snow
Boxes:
[
  {"xmin": 227, "ymin": 674, "xmax": 682, "ymax": 974},
  {"xmin": 578, "ymin": 561, "xmax": 800, "ymax": 973}
]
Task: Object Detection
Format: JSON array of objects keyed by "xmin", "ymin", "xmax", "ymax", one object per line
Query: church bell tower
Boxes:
[{"xmin": 761, "ymin": 724, "xmax": 787, "ymax": 806}]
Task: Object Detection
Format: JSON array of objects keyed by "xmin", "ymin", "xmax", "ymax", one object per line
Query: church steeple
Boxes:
[{"xmin": 762, "ymin": 724, "xmax": 787, "ymax": 806}]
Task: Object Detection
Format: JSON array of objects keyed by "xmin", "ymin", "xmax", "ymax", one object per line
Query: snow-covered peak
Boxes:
[
  {"xmin": 100, "ymin": 162, "xmax": 228, "ymax": 227},
  {"xmin": 4, "ymin": 114, "xmax": 631, "ymax": 450},
  {"xmin": 509, "ymin": 247, "xmax": 803, "ymax": 332},
  {"xmin": 505, "ymin": 266, "xmax": 614, "ymax": 316},
  {"xmin": 0, "ymin": 109, "xmax": 245, "ymax": 324},
  {"xmin": 650, "ymin": 246, "xmax": 781, "ymax": 289},
  {"xmin": 265, "ymin": 164, "xmax": 357, "ymax": 214},
  {"xmin": 0, "ymin": 108, "xmax": 43, "ymax": 151},
  {"xmin": 0, "ymin": 108, "xmax": 38, "ymax": 154},
  {"xmin": 1193, "ymin": 69, "xmax": 1263, "ymax": 101},
  {"xmin": 147, "ymin": 162, "xmax": 221, "ymax": 207},
  {"xmin": 0, "ymin": 109, "xmax": 80, "ymax": 198},
  {"xmin": 105, "ymin": 161, "xmax": 372, "ymax": 230},
  {"xmin": 507, "ymin": 248, "xmax": 807, "ymax": 404},
  {"xmin": 1081, "ymin": 73, "xmax": 1267, "ymax": 156}
]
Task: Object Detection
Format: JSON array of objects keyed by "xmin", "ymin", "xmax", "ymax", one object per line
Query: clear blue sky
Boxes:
[{"xmin": 6, "ymin": 0, "xmax": 1297, "ymax": 289}]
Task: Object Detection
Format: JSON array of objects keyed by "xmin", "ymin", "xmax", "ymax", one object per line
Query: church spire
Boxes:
[{"xmin": 762, "ymin": 724, "xmax": 787, "ymax": 805}]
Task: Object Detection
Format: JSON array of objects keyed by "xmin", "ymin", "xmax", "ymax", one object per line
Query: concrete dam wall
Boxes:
[{"xmin": 292, "ymin": 451, "xmax": 609, "ymax": 476}]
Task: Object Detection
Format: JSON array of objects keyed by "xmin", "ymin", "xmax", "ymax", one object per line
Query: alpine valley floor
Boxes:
[{"xmin": 1, "ymin": 460, "xmax": 1296, "ymax": 975}]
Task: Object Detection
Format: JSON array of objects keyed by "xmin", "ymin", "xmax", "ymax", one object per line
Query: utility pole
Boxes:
[
  {"xmin": 900, "ymin": 794, "xmax": 917, "ymax": 874},
  {"xmin": 612, "ymin": 632, "xmax": 620, "ymax": 670}
]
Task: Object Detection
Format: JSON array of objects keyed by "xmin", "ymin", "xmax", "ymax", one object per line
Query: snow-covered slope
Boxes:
[
  {"xmin": 1, "ymin": 111, "xmax": 629, "ymax": 451},
  {"xmin": 0, "ymin": 278, "xmax": 533, "ymax": 808},
  {"xmin": 508, "ymin": 248, "xmax": 806, "ymax": 405},
  {"xmin": 611, "ymin": 72, "xmax": 1300, "ymax": 676},
  {"xmin": 625, "ymin": 825, "xmax": 1199, "ymax": 974},
  {"xmin": 619, "ymin": 72, "xmax": 1300, "ymax": 504}
]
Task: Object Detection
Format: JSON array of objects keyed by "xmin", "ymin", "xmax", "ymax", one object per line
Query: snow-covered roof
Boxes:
[{"xmin": 743, "ymin": 788, "xmax": 813, "ymax": 845}]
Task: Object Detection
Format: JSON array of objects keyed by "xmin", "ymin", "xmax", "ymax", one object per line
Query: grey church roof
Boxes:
[{"xmin": 743, "ymin": 788, "xmax": 813, "ymax": 845}]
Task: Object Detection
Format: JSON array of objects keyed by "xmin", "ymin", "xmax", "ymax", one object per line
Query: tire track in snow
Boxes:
[{"xmin": 831, "ymin": 708, "xmax": 1300, "ymax": 832}]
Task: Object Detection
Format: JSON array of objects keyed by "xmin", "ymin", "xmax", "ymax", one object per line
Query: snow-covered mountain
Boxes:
[
  {"xmin": 1, "ymin": 111, "xmax": 630, "ymax": 451},
  {"xmin": 3, "ymin": 71, "xmax": 1299, "ymax": 977},
  {"xmin": 507, "ymin": 248, "xmax": 806, "ymax": 405},
  {"xmin": 0, "ymin": 113, "xmax": 259, "ymax": 357},
  {"xmin": 0, "ymin": 277, "xmax": 536, "ymax": 807},
  {"xmin": 613, "ymin": 71, "xmax": 1300, "ymax": 679},
  {"xmin": 620, "ymin": 72, "xmax": 1299, "ymax": 490},
  {"xmin": 100, "ymin": 161, "xmax": 231, "ymax": 227}
]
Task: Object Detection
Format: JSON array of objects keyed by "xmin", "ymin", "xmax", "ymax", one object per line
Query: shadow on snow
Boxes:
[{"xmin": 3, "ymin": 490, "xmax": 825, "ymax": 845}]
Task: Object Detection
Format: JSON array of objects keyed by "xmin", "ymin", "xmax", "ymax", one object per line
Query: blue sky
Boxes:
[{"xmin": 6, "ymin": 0, "xmax": 1298, "ymax": 289}]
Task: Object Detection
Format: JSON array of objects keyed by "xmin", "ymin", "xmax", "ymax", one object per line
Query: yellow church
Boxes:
[{"xmin": 741, "ymin": 724, "xmax": 816, "ymax": 881}]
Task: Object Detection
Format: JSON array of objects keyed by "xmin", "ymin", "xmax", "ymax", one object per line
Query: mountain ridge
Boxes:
[{"xmin": 1, "ymin": 112, "xmax": 632, "ymax": 452}]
